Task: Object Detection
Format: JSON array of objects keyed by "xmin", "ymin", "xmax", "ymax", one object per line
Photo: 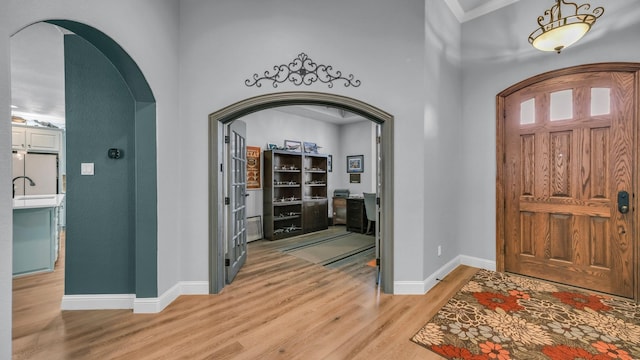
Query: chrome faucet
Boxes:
[{"xmin": 12, "ymin": 176, "xmax": 36, "ymax": 199}]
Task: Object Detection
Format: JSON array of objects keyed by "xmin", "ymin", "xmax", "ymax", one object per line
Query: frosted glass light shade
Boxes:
[
  {"xmin": 528, "ymin": 1, "xmax": 603, "ymax": 54},
  {"xmin": 532, "ymin": 22, "xmax": 590, "ymax": 53}
]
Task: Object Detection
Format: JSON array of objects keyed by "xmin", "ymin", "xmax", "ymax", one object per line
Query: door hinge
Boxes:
[
  {"xmin": 225, "ymin": 259, "xmax": 230, "ymax": 266},
  {"xmin": 224, "ymin": 135, "xmax": 230, "ymax": 144},
  {"xmin": 376, "ymin": 136, "xmax": 381, "ymax": 144},
  {"xmin": 376, "ymin": 197, "xmax": 380, "ymax": 205},
  {"xmin": 225, "ymin": 197, "xmax": 230, "ymax": 205},
  {"xmin": 220, "ymin": 163, "xmax": 224, "ymax": 172}
]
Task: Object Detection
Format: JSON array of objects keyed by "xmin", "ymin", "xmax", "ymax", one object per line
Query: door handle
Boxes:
[{"xmin": 618, "ymin": 191, "xmax": 630, "ymax": 214}]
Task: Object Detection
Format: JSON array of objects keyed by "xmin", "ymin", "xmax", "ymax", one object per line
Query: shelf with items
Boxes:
[
  {"xmin": 264, "ymin": 150, "xmax": 330, "ymax": 239},
  {"xmin": 264, "ymin": 150, "xmax": 303, "ymax": 240},
  {"xmin": 302, "ymin": 153, "xmax": 328, "ymax": 233},
  {"xmin": 303, "ymin": 154, "xmax": 328, "ymax": 201}
]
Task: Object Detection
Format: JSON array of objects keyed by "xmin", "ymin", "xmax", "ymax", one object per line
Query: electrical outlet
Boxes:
[{"xmin": 437, "ymin": 245, "xmax": 442, "ymax": 257}]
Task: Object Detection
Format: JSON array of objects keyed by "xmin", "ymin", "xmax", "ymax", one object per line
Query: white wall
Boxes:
[
  {"xmin": 460, "ymin": 0, "xmax": 640, "ymax": 261},
  {"xmin": 178, "ymin": 0, "xmax": 432, "ymax": 285},
  {"xmin": 0, "ymin": 1, "xmax": 12, "ymax": 356},
  {"xmin": 337, "ymin": 120, "xmax": 377, "ymax": 195},
  {"xmin": 422, "ymin": 1, "xmax": 463, "ymax": 276}
]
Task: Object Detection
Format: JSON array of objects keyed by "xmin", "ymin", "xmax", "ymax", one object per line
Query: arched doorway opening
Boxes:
[
  {"xmin": 9, "ymin": 20, "xmax": 158, "ymax": 303},
  {"xmin": 209, "ymin": 92, "xmax": 394, "ymax": 294}
]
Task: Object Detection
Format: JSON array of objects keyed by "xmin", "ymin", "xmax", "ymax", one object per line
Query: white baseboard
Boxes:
[
  {"xmin": 393, "ymin": 255, "xmax": 495, "ymax": 295},
  {"xmin": 61, "ymin": 281, "xmax": 210, "ymax": 313},
  {"xmin": 61, "ymin": 294, "xmax": 135, "ymax": 310},
  {"xmin": 393, "ymin": 281, "xmax": 427, "ymax": 295},
  {"xmin": 459, "ymin": 255, "xmax": 496, "ymax": 271},
  {"xmin": 134, "ymin": 281, "xmax": 209, "ymax": 313},
  {"xmin": 61, "ymin": 257, "xmax": 495, "ymax": 311},
  {"xmin": 180, "ymin": 281, "xmax": 210, "ymax": 295}
]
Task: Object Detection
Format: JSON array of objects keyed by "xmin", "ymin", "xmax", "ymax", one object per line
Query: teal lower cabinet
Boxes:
[
  {"xmin": 13, "ymin": 208, "xmax": 55, "ymax": 276},
  {"xmin": 13, "ymin": 194, "xmax": 64, "ymax": 277}
]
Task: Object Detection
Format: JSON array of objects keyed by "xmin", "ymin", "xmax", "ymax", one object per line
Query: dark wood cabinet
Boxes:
[
  {"xmin": 332, "ymin": 197, "xmax": 347, "ymax": 225},
  {"xmin": 264, "ymin": 150, "xmax": 328, "ymax": 240},
  {"xmin": 303, "ymin": 200, "xmax": 328, "ymax": 233},
  {"xmin": 346, "ymin": 198, "xmax": 366, "ymax": 234}
]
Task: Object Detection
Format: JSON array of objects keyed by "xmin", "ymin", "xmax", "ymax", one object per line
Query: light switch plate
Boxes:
[{"xmin": 81, "ymin": 162, "xmax": 94, "ymax": 176}]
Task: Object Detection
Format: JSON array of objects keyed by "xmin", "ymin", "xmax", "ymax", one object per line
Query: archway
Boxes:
[
  {"xmin": 10, "ymin": 20, "xmax": 158, "ymax": 301},
  {"xmin": 209, "ymin": 92, "xmax": 394, "ymax": 294}
]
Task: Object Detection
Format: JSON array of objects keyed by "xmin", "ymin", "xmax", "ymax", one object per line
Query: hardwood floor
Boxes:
[{"xmin": 13, "ymin": 231, "xmax": 478, "ymax": 359}]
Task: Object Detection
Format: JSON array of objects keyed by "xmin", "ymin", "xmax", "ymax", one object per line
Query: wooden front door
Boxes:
[{"xmin": 502, "ymin": 68, "xmax": 637, "ymax": 298}]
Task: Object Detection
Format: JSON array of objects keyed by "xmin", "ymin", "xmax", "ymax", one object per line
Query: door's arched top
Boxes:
[
  {"xmin": 209, "ymin": 92, "xmax": 392, "ymax": 124},
  {"xmin": 499, "ymin": 62, "xmax": 640, "ymax": 97}
]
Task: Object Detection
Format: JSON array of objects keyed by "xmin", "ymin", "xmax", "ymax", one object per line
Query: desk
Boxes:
[{"xmin": 346, "ymin": 198, "xmax": 367, "ymax": 234}]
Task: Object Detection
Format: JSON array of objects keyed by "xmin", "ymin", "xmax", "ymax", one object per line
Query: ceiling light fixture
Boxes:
[{"xmin": 528, "ymin": 0, "xmax": 604, "ymax": 54}]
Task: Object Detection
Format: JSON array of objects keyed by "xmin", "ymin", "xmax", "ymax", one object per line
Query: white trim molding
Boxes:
[
  {"xmin": 61, "ymin": 294, "xmax": 135, "ymax": 310},
  {"xmin": 444, "ymin": 0, "xmax": 519, "ymax": 23},
  {"xmin": 61, "ymin": 281, "xmax": 210, "ymax": 313},
  {"xmin": 393, "ymin": 255, "xmax": 496, "ymax": 295},
  {"xmin": 134, "ymin": 281, "xmax": 209, "ymax": 314}
]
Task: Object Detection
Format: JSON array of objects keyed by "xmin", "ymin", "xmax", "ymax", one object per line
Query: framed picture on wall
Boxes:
[
  {"xmin": 346, "ymin": 154, "xmax": 364, "ymax": 173},
  {"xmin": 284, "ymin": 139, "xmax": 302, "ymax": 152},
  {"xmin": 303, "ymin": 142, "xmax": 318, "ymax": 154},
  {"xmin": 246, "ymin": 146, "xmax": 261, "ymax": 189}
]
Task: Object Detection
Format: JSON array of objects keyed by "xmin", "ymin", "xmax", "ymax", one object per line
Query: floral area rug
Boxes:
[{"xmin": 411, "ymin": 269, "xmax": 640, "ymax": 360}]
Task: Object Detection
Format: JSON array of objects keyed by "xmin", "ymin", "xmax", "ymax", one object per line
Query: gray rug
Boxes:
[{"xmin": 283, "ymin": 232, "xmax": 374, "ymax": 265}]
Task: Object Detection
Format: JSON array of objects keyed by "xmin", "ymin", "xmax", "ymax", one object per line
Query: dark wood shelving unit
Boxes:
[{"xmin": 264, "ymin": 150, "xmax": 329, "ymax": 240}]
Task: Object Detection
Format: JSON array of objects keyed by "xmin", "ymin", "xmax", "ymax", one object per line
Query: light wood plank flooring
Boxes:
[{"xmin": 13, "ymin": 231, "xmax": 478, "ymax": 359}]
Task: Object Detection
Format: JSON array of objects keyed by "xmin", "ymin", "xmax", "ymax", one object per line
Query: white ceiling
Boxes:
[
  {"xmin": 9, "ymin": 0, "xmax": 520, "ymax": 127},
  {"xmin": 10, "ymin": 22, "xmax": 66, "ymax": 127}
]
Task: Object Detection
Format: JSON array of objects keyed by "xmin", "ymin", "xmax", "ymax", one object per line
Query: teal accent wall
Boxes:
[
  {"xmin": 134, "ymin": 101, "xmax": 157, "ymax": 298},
  {"xmin": 64, "ymin": 34, "xmax": 136, "ymax": 294},
  {"xmin": 53, "ymin": 19, "xmax": 158, "ymax": 298}
]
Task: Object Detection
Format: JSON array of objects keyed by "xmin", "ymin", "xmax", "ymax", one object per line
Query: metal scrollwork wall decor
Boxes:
[{"xmin": 245, "ymin": 53, "xmax": 361, "ymax": 88}]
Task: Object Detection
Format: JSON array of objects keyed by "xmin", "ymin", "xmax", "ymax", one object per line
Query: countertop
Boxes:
[{"xmin": 13, "ymin": 194, "xmax": 65, "ymax": 210}]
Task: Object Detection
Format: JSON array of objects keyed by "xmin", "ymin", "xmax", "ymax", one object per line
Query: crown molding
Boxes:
[{"xmin": 445, "ymin": 0, "xmax": 520, "ymax": 23}]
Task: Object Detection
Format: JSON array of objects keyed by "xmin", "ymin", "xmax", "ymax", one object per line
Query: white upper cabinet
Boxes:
[{"xmin": 12, "ymin": 126, "xmax": 62, "ymax": 153}]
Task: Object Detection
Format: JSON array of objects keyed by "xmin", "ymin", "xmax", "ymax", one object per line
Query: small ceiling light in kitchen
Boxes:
[{"xmin": 528, "ymin": 0, "xmax": 604, "ymax": 53}]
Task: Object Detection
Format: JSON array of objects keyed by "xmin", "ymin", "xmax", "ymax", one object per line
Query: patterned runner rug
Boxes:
[{"xmin": 411, "ymin": 269, "xmax": 640, "ymax": 360}]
